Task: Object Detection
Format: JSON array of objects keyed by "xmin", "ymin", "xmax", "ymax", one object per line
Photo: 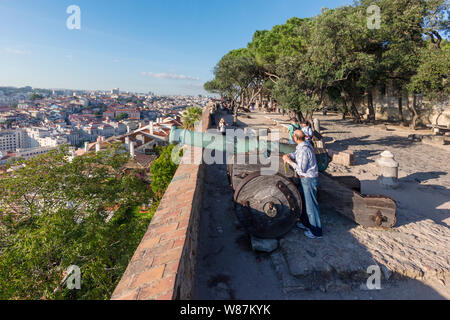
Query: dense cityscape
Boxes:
[{"xmin": 0, "ymin": 86, "xmax": 210, "ymax": 164}]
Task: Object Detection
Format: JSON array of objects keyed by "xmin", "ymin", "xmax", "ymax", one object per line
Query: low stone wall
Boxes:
[
  {"xmin": 360, "ymin": 91, "xmax": 450, "ymax": 126},
  {"xmin": 111, "ymin": 108, "xmax": 210, "ymax": 300}
]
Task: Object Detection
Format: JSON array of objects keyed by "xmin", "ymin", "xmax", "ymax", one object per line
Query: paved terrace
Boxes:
[{"xmin": 112, "ymin": 108, "xmax": 449, "ymax": 300}]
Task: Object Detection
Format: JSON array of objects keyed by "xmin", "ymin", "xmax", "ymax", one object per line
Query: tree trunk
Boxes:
[
  {"xmin": 305, "ymin": 112, "xmax": 313, "ymax": 125},
  {"xmin": 410, "ymin": 95, "xmax": 419, "ymax": 130},
  {"xmin": 243, "ymin": 91, "xmax": 248, "ymax": 108},
  {"xmin": 342, "ymin": 98, "xmax": 348, "ymax": 120},
  {"xmin": 398, "ymin": 96, "xmax": 404, "ymax": 124},
  {"xmin": 350, "ymin": 98, "xmax": 361, "ymax": 123},
  {"xmin": 232, "ymin": 100, "xmax": 238, "ymax": 127},
  {"xmin": 295, "ymin": 111, "xmax": 304, "ymax": 123},
  {"xmin": 367, "ymin": 90, "xmax": 375, "ymax": 123},
  {"xmin": 259, "ymin": 91, "xmax": 263, "ymax": 111}
]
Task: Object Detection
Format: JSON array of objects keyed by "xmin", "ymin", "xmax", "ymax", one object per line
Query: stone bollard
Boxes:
[
  {"xmin": 376, "ymin": 151, "xmax": 399, "ymax": 188},
  {"xmin": 313, "ymin": 118, "xmax": 321, "ymax": 133}
]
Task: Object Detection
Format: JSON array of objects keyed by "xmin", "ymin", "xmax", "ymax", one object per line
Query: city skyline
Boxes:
[
  {"xmin": 1, "ymin": 0, "xmax": 351, "ymax": 95},
  {"xmin": 0, "ymin": 85, "xmax": 206, "ymax": 97}
]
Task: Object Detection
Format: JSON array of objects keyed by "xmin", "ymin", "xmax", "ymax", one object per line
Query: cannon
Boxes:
[
  {"xmin": 169, "ymin": 127, "xmax": 396, "ymax": 239},
  {"xmin": 226, "ymin": 153, "xmax": 301, "ymax": 238}
]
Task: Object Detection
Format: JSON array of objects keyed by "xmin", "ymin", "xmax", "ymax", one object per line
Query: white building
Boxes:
[
  {"xmin": 25, "ymin": 127, "xmax": 50, "ymax": 148},
  {"xmin": 0, "ymin": 130, "xmax": 25, "ymax": 152},
  {"xmin": 97, "ymin": 124, "xmax": 115, "ymax": 137},
  {"xmin": 16, "ymin": 146, "xmax": 56, "ymax": 159},
  {"xmin": 24, "ymin": 127, "xmax": 67, "ymax": 148}
]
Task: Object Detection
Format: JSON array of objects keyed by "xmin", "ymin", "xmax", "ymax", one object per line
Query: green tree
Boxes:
[
  {"xmin": 0, "ymin": 145, "xmax": 152, "ymax": 300},
  {"xmin": 182, "ymin": 106, "xmax": 203, "ymax": 130},
  {"xmin": 30, "ymin": 93, "xmax": 43, "ymax": 101},
  {"xmin": 211, "ymin": 48, "xmax": 260, "ymax": 125},
  {"xmin": 150, "ymin": 144, "xmax": 181, "ymax": 200},
  {"xmin": 206, "ymin": 0, "xmax": 449, "ymax": 127},
  {"xmin": 116, "ymin": 113, "xmax": 129, "ymax": 121},
  {"xmin": 248, "ymin": 17, "xmax": 311, "ymax": 115},
  {"xmin": 204, "ymin": 79, "xmax": 226, "ymax": 97},
  {"xmin": 409, "ymin": 41, "xmax": 450, "ymax": 128},
  {"xmin": 365, "ymin": 0, "xmax": 449, "ymax": 126}
]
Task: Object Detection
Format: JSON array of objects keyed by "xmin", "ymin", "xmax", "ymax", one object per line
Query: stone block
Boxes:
[{"xmin": 332, "ymin": 151, "xmax": 354, "ymax": 166}]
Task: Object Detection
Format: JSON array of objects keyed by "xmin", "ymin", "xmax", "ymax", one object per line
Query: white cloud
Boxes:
[
  {"xmin": 4, "ymin": 48, "xmax": 30, "ymax": 55},
  {"xmin": 141, "ymin": 72, "xmax": 200, "ymax": 81}
]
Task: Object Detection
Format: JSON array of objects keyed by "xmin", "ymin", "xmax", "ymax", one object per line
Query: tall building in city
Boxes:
[
  {"xmin": 112, "ymin": 88, "xmax": 120, "ymax": 95},
  {"xmin": 0, "ymin": 129, "xmax": 25, "ymax": 152}
]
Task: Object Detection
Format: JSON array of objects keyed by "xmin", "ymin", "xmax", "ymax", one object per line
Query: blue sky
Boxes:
[{"xmin": 0, "ymin": 0, "xmax": 352, "ymax": 95}]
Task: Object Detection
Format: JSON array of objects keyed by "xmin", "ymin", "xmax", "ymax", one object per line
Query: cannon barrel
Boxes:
[
  {"xmin": 169, "ymin": 126, "xmax": 330, "ymax": 172},
  {"xmin": 169, "ymin": 126, "xmax": 297, "ymax": 155}
]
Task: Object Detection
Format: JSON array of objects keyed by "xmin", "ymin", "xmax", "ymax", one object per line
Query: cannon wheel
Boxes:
[{"xmin": 233, "ymin": 172, "xmax": 302, "ymax": 239}]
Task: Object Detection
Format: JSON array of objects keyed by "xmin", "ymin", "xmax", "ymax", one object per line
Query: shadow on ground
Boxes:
[
  {"xmin": 193, "ymin": 163, "xmax": 448, "ymax": 300},
  {"xmin": 361, "ymin": 171, "xmax": 449, "ymax": 228}
]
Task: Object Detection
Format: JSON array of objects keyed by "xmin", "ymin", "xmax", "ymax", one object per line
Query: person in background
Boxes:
[
  {"xmin": 218, "ymin": 118, "xmax": 227, "ymax": 136},
  {"xmin": 209, "ymin": 104, "xmax": 216, "ymax": 126},
  {"xmin": 288, "ymin": 119, "xmax": 301, "ymax": 144},
  {"xmin": 282, "ymin": 130, "xmax": 323, "ymax": 239},
  {"xmin": 301, "ymin": 121, "xmax": 313, "ymax": 141}
]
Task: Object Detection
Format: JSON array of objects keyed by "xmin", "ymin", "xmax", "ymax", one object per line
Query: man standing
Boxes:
[{"xmin": 282, "ymin": 130, "xmax": 322, "ymax": 239}]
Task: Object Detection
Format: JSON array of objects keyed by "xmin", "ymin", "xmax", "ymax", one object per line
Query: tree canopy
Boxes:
[
  {"xmin": 204, "ymin": 0, "xmax": 449, "ymax": 128},
  {"xmin": 116, "ymin": 113, "xmax": 129, "ymax": 121},
  {"xmin": 150, "ymin": 144, "xmax": 181, "ymax": 200},
  {"xmin": 182, "ymin": 106, "xmax": 203, "ymax": 130},
  {"xmin": 0, "ymin": 145, "xmax": 153, "ymax": 299}
]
